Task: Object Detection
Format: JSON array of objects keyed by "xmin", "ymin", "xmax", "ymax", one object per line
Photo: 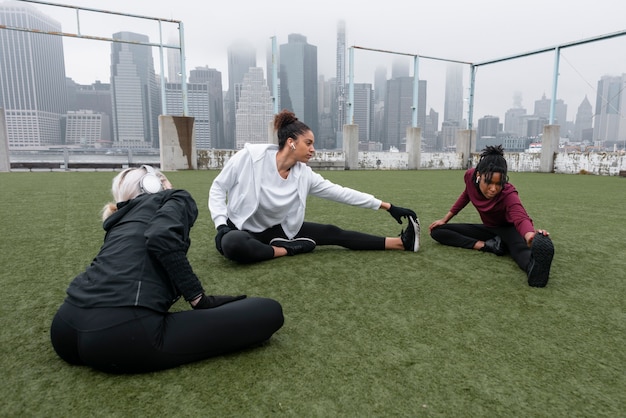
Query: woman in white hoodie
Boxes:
[{"xmin": 208, "ymin": 109, "xmax": 420, "ymax": 264}]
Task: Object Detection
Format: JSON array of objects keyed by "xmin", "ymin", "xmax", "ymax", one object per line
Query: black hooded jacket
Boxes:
[{"xmin": 65, "ymin": 189, "xmax": 204, "ymax": 312}]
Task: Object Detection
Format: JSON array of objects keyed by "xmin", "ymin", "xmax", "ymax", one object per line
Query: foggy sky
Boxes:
[{"xmin": 21, "ymin": 0, "xmax": 626, "ymax": 123}]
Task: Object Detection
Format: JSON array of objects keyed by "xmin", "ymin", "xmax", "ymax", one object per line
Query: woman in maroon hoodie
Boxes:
[{"xmin": 429, "ymin": 145, "xmax": 554, "ymax": 287}]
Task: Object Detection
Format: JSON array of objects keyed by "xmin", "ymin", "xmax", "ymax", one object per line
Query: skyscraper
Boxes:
[
  {"xmin": 574, "ymin": 95, "xmax": 593, "ymax": 142},
  {"xmin": 235, "ymin": 67, "xmax": 273, "ymax": 149},
  {"xmin": 477, "ymin": 115, "xmax": 500, "ymax": 139},
  {"xmin": 165, "ymin": 66, "xmax": 224, "ymax": 150},
  {"xmin": 226, "ymin": 40, "xmax": 256, "ymax": 149},
  {"xmin": 383, "ymin": 77, "xmax": 426, "ymax": 151},
  {"xmin": 443, "ymin": 63, "xmax": 464, "ymax": 128},
  {"xmin": 166, "ymin": 35, "xmax": 182, "ymax": 84},
  {"xmin": 534, "ymin": 93, "xmax": 567, "ymax": 125},
  {"xmin": 110, "ymin": 31, "xmax": 161, "ymax": 148},
  {"xmin": 352, "ymin": 83, "xmax": 374, "ymax": 142},
  {"xmin": 334, "ymin": 20, "xmax": 346, "ymax": 148},
  {"xmin": 593, "ymin": 74, "xmax": 625, "ymax": 143},
  {"xmin": 0, "ymin": 1, "xmax": 68, "ymax": 148},
  {"xmin": 279, "ymin": 33, "xmax": 318, "ymax": 135},
  {"xmin": 66, "ymin": 79, "xmax": 113, "ymax": 146}
]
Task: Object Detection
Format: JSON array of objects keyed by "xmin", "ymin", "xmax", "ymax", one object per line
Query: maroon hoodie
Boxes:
[{"xmin": 449, "ymin": 168, "xmax": 535, "ymax": 238}]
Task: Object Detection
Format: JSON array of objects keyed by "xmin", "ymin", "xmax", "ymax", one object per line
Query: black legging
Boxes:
[
  {"xmin": 50, "ymin": 298, "xmax": 284, "ymax": 374},
  {"xmin": 430, "ymin": 223, "xmax": 532, "ymax": 272},
  {"xmin": 221, "ymin": 220, "xmax": 387, "ymax": 264}
]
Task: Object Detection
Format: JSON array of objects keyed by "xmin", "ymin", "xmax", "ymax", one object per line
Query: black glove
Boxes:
[
  {"xmin": 215, "ymin": 224, "xmax": 232, "ymax": 255},
  {"xmin": 193, "ymin": 294, "xmax": 247, "ymax": 309},
  {"xmin": 388, "ymin": 204, "xmax": 417, "ymax": 224}
]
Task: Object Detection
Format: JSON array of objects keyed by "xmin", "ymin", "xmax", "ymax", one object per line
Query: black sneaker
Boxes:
[
  {"xmin": 400, "ymin": 216, "xmax": 420, "ymax": 252},
  {"xmin": 270, "ymin": 237, "xmax": 316, "ymax": 256},
  {"xmin": 527, "ymin": 233, "xmax": 554, "ymax": 288},
  {"xmin": 481, "ymin": 236, "xmax": 506, "ymax": 256}
]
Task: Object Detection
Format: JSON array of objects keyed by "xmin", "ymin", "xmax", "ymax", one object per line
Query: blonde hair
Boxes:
[{"xmin": 101, "ymin": 166, "xmax": 167, "ymax": 221}]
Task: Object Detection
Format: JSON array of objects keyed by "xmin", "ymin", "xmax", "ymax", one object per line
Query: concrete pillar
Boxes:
[
  {"xmin": 158, "ymin": 115, "xmax": 197, "ymax": 170},
  {"xmin": 0, "ymin": 109, "xmax": 10, "ymax": 172},
  {"xmin": 456, "ymin": 129, "xmax": 476, "ymax": 168},
  {"xmin": 406, "ymin": 126, "xmax": 421, "ymax": 169},
  {"xmin": 343, "ymin": 124, "xmax": 359, "ymax": 170},
  {"xmin": 540, "ymin": 124, "xmax": 559, "ymax": 173}
]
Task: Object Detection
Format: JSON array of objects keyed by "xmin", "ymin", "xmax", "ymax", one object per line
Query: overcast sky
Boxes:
[{"xmin": 21, "ymin": 0, "xmax": 626, "ymax": 125}]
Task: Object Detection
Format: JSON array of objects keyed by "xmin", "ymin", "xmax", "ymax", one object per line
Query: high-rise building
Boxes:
[
  {"xmin": 383, "ymin": 77, "xmax": 426, "ymax": 151},
  {"xmin": 226, "ymin": 40, "xmax": 257, "ymax": 149},
  {"xmin": 165, "ymin": 67, "xmax": 224, "ymax": 150},
  {"xmin": 593, "ymin": 74, "xmax": 626, "ymax": 143},
  {"xmin": 167, "ymin": 35, "xmax": 182, "ymax": 84},
  {"xmin": 504, "ymin": 107, "xmax": 527, "ymax": 136},
  {"xmin": 443, "ymin": 63, "xmax": 464, "ymax": 128},
  {"xmin": 317, "ymin": 75, "xmax": 335, "ymax": 149},
  {"xmin": 352, "ymin": 83, "xmax": 373, "ymax": 142},
  {"xmin": 334, "ymin": 20, "xmax": 346, "ymax": 148},
  {"xmin": 574, "ymin": 95, "xmax": 593, "ymax": 142},
  {"xmin": 110, "ymin": 31, "xmax": 161, "ymax": 149},
  {"xmin": 534, "ymin": 93, "xmax": 567, "ymax": 125},
  {"xmin": 64, "ymin": 110, "xmax": 111, "ymax": 147},
  {"xmin": 190, "ymin": 66, "xmax": 225, "ymax": 149},
  {"xmin": 235, "ymin": 68, "xmax": 273, "ymax": 149},
  {"xmin": 66, "ymin": 79, "xmax": 113, "ymax": 144},
  {"xmin": 279, "ymin": 34, "xmax": 318, "ymax": 135},
  {"xmin": 374, "ymin": 66, "xmax": 387, "ymax": 104},
  {"xmin": 0, "ymin": 2, "xmax": 68, "ymax": 148},
  {"xmin": 477, "ymin": 115, "xmax": 500, "ymax": 139}
]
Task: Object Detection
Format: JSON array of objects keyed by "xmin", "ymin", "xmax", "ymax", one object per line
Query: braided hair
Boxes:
[
  {"xmin": 474, "ymin": 145, "xmax": 509, "ymax": 187},
  {"xmin": 273, "ymin": 109, "xmax": 311, "ymax": 150}
]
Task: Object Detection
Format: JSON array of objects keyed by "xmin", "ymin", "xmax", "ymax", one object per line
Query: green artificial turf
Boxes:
[{"xmin": 1, "ymin": 169, "xmax": 624, "ymax": 417}]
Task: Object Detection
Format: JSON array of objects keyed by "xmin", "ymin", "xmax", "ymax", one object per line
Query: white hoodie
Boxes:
[{"xmin": 208, "ymin": 143, "xmax": 382, "ymax": 239}]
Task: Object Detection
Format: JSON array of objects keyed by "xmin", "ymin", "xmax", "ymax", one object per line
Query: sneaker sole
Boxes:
[
  {"xmin": 409, "ymin": 217, "xmax": 420, "ymax": 252},
  {"xmin": 269, "ymin": 237, "xmax": 316, "ymax": 245},
  {"xmin": 527, "ymin": 234, "xmax": 554, "ymax": 287}
]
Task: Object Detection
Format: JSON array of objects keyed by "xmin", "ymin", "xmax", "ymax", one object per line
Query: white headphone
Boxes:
[
  {"xmin": 290, "ymin": 142, "xmax": 296, "ymax": 150},
  {"xmin": 139, "ymin": 165, "xmax": 163, "ymax": 194}
]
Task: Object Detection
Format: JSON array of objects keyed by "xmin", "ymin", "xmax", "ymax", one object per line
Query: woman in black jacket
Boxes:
[{"xmin": 50, "ymin": 165, "xmax": 284, "ymax": 373}]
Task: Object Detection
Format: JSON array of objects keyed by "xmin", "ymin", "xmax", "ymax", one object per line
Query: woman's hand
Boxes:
[
  {"xmin": 429, "ymin": 219, "xmax": 447, "ymax": 232},
  {"xmin": 525, "ymin": 230, "xmax": 550, "ymax": 246}
]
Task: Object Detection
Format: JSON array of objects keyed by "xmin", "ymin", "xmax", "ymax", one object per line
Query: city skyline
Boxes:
[
  {"xmin": 20, "ymin": 0, "xmax": 626, "ymax": 125},
  {"xmin": 3, "ymin": 0, "xmax": 626, "ymax": 152}
]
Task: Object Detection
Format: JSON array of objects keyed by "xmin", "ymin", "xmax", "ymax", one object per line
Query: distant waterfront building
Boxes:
[
  {"xmin": 166, "ymin": 35, "xmax": 182, "ymax": 84},
  {"xmin": 574, "ymin": 95, "xmax": 593, "ymax": 142},
  {"xmin": 534, "ymin": 93, "xmax": 567, "ymax": 125},
  {"xmin": 64, "ymin": 110, "xmax": 111, "ymax": 147},
  {"xmin": 165, "ymin": 66, "xmax": 224, "ymax": 150},
  {"xmin": 383, "ymin": 77, "xmax": 426, "ymax": 151},
  {"xmin": 190, "ymin": 66, "xmax": 225, "ymax": 149},
  {"xmin": 477, "ymin": 115, "xmax": 500, "ymax": 139},
  {"xmin": 504, "ymin": 107, "xmax": 527, "ymax": 137},
  {"xmin": 0, "ymin": 2, "xmax": 68, "ymax": 148},
  {"xmin": 441, "ymin": 120, "xmax": 460, "ymax": 151},
  {"xmin": 279, "ymin": 33, "xmax": 318, "ymax": 135},
  {"xmin": 352, "ymin": 83, "xmax": 373, "ymax": 142},
  {"xmin": 317, "ymin": 75, "xmax": 336, "ymax": 149},
  {"xmin": 443, "ymin": 63, "xmax": 464, "ymax": 128},
  {"xmin": 235, "ymin": 67, "xmax": 273, "ymax": 149},
  {"xmin": 66, "ymin": 80, "xmax": 113, "ymax": 144},
  {"xmin": 374, "ymin": 66, "xmax": 387, "ymax": 104},
  {"xmin": 593, "ymin": 74, "xmax": 626, "ymax": 143},
  {"xmin": 110, "ymin": 31, "xmax": 160, "ymax": 149},
  {"xmin": 334, "ymin": 20, "xmax": 346, "ymax": 149},
  {"xmin": 424, "ymin": 108, "xmax": 439, "ymax": 150},
  {"xmin": 226, "ymin": 40, "xmax": 256, "ymax": 150}
]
